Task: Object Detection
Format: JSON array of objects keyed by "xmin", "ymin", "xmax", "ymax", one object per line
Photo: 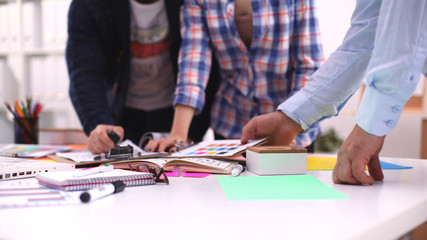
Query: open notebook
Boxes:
[{"xmin": 0, "ymin": 156, "xmax": 75, "ymax": 181}]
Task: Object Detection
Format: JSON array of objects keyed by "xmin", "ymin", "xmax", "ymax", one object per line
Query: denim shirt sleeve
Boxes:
[
  {"xmin": 278, "ymin": 0, "xmax": 381, "ymax": 130},
  {"xmin": 356, "ymin": 1, "xmax": 427, "ymax": 136}
]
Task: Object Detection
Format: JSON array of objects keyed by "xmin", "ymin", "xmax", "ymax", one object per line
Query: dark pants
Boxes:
[{"xmin": 121, "ymin": 107, "xmax": 174, "ymax": 144}]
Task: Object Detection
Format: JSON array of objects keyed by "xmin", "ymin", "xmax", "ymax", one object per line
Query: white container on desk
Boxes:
[{"xmin": 246, "ymin": 146, "xmax": 307, "ymax": 175}]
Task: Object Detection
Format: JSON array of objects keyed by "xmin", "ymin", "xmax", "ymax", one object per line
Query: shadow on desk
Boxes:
[{"xmin": 39, "ymin": 128, "xmax": 88, "ymax": 145}]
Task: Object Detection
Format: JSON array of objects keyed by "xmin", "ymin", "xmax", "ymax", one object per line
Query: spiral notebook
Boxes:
[{"xmin": 36, "ymin": 169, "xmax": 155, "ymax": 191}]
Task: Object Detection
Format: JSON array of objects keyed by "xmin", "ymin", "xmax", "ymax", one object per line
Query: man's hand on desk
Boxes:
[
  {"xmin": 333, "ymin": 124, "xmax": 385, "ymax": 185},
  {"xmin": 88, "ymin": 125, "xmax": 124, "ymax": 154}
]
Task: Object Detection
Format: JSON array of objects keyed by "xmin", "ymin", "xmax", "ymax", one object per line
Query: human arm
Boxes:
[
  {"xmin": 333, "ymin": 1, "xmax": 427, "ymax": 185},
  {"xmin": 241, "ymin": 0, "xmax": 381, "ymax": 146},
  {"xmin": 146, "ymin": 0, "xmax": 212, "ymax": 151},
  {"xmin": 355, "ymin": 0, "xmax": 427, "ymax": 136},
  {"xmin": 279, "ymin": 0, "xmax": 381, "ymax": 130},
  {"xmin": 66, "ymin": 0, "xmax": 116, "ymax": 136},
  {"xmin": 144, "ymin": 105, "xmax": 196, "ymax": 152}
]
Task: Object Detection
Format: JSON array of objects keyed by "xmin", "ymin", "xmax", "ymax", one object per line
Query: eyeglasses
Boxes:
[{"xmin": 128, "ymin": 164, "xmax": 169, "ymax": 185}]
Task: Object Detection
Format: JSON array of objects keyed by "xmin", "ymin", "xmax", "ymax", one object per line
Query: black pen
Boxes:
[
  {"xmin": 108, "ymin": 131, "xmax": 120, "ymax": 145},
  {"xmin": 80, "ymin": 180, "xmax": 126, "ymax": 203}
]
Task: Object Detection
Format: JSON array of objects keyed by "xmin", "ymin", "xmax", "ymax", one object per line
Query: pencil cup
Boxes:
[{"xmin": 14, "ymin": 117, "xmax": 39, "ymax": 144}]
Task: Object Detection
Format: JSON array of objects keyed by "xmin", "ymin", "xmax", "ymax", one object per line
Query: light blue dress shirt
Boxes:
[{"xmin": 278, "ymin": 0, "xmax": 427, "ymax": 137}]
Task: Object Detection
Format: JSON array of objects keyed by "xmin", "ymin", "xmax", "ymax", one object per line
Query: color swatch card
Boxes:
[
  {"xmin": 170, "ymin": 139, "xmax": 266, "ymax": 158},
  {"xmin": 0, "ymin": 144, "xmax": 71, "ymax": 158}
]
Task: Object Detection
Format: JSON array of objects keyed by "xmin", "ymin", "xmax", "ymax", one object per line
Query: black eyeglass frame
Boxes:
[{"xmin": 128, "ymin": 163, "xmax": 169, "ymax": 185}]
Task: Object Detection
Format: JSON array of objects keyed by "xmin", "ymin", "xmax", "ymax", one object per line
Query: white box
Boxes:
[{"xmin": 246, "ymin": 146, "xmax": 307, "ymax": 175}]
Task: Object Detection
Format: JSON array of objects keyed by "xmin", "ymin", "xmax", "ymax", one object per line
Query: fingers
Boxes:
[
  {"xmin": 333, "ymin": 125, "xmax": 385, "ymax": 185},
  {"xmin": 144, "ymin": 139, "xmax": 160, "ymax": 152},
  {"xmin": 145, "ymin": 138, "xmax": 176, "ymax": 152},
  {"xmin": 111, "ymin": 126, "xmax": 124, "ymax": 142},
  {"xmin": 241, "ymin": 111, "xmax": 302, "ymax": 145},
  {"xmin": 88, "ymin": 125, "xmax": 122, "ymax": 154},
  {"xmin": 241, "ymin": 119, "xmax": 257, "ymax": 144},
  {"xmin": 333, "ymin": 154, "xmax": 364, "ymax": 185},
  {"xmin": 351, "ymin": 158, "xmax": 374, "ymax": 185},
  {"xmin": 368, "ymin": 156, "xmax": 384, "ymax": 181}
]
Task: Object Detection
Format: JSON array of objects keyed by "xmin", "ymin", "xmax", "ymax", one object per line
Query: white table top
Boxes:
[{"xmin": 0, "ymin": 157, "xmax": 426, "ymax": 240}]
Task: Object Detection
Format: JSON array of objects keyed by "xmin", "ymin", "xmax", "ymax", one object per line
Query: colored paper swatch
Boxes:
[
  {"xmin": 171, "ymin": 139, "xmax": 265, "ymax": 158},
  {"xmin": 217, "ymin": 175, "xmax": 348, "ymax": 201},
  {"xmin": 307, "ymin": 156, "xmax": 412, "ymax": 170},
  {"xmin": 379, "ymin": 161, "xmax": 412, "ymax": 170}
]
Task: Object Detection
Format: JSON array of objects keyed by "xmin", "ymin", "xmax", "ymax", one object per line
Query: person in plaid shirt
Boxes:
[{"xmin": 145, "ymin": 0, "xmax": 323, "ymax": 152}]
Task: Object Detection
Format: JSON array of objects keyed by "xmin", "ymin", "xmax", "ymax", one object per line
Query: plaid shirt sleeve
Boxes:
[
  {"xmin": 174, "ymin": 0, "xmax": 212, "ymax": 113},
  {"xmin": 288, "ymin": 0, "xmax": 323, "ymax": 96}
]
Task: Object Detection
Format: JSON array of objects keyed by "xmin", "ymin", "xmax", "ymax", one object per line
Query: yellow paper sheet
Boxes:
[{"xmin": 307, "ymin": 155, "xmax": 337, "ymax": 170}]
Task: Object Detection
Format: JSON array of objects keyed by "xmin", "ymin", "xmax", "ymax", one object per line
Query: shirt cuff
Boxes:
[
  {"xmin": 174, "ymin": 88, "xmax": 205, "ymax": 114},
  {"xmin": 277, "ymin": 91, "xmax": 324, "ymax": 130},
  {"xmin": 356, "ymin": 87, "xmax": 406, "ymax": 136}
]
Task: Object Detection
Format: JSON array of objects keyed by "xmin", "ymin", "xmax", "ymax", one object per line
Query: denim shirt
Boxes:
[{"xmin": 279, "ymin": 0, "xmax": 427, "ymax": 136}]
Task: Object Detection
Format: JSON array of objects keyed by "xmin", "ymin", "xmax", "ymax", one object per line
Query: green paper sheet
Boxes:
[{"xmin": 217, "ymin": 175, "xmax": 348, "ymax": 201}]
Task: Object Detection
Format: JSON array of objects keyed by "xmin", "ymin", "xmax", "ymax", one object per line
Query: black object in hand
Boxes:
[{"xmin": 108, "ymin": 131, "xmax": 120, "ymax": 145}]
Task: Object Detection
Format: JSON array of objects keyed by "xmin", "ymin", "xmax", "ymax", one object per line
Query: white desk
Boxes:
[{"xmin": 0, "ymin": 157, "xmax": 426, "ymax": 240}]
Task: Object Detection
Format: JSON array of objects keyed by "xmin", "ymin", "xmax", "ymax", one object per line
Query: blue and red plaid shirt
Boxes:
[{"xmin": 175, "ymin": 0, "xmax": 324, "ymax": 147}]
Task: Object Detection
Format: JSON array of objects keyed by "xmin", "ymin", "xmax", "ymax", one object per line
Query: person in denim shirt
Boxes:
[
  {"xmin": 66, "ymin": 0, "xmax": 218, "ymax": 154},
  {"xmin": 241, "ymin": 0, "xmax": 427, "ymax": 185}
]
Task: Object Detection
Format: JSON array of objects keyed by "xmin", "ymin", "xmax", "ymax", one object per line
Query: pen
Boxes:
[
  {"xmin": 5, "ymin": 102, "xmax": 38, "ymax": 143},
  {"xmin": 73, "ymin": 164, "xmax": 114, "ymax": 178},
  {"xmin": 108, "ymin": 131, "xmax": 120, "ymax": 145},
  {"xmin": 80, "ymin": 180, "xmax": 126, "ymax": 203},
  {"xmin": 0, "ymin": 152, "xmax": 19, "ymax": 158},
  {"xmin": 231, "ymin": 164, "xmax": 244, "ymax": 177}
]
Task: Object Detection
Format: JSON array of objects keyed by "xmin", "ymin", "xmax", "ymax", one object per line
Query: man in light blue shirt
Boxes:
[{"xmin": 241, "ymin": 0, "xmax": 427, "ymax": 185}]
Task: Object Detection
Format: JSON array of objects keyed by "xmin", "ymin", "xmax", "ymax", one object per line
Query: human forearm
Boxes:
[
  {"xmin": 144, "ymin": 104, "xmax": 196, "ymax": 152},
  {"xmin": 279, "ymin": 0, "xmax": 381, "ymax": 130},
  {"xmin": 67, "ymin": 0, "xmax": 113, "ymax": 135},
  {"xmin": 356, "ymin": 1, "xmax": 427, "ymax": 136},
  {"xmin": 170, "ymin": 104, "xmax": 197, "ymax": 141}
]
